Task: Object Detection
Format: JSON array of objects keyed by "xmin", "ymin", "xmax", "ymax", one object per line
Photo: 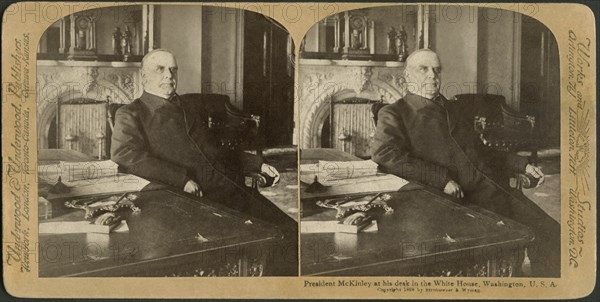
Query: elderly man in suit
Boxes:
[
  {"xmin": 111, "ymin": 49, "xmax": 297, "ymax": 275},
  {"xmin": 371, "ymin": 49, "xmax": 560, "ymax": 277}
]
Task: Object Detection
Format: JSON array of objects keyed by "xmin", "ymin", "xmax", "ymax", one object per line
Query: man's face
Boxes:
[
  {"xmin": 405, "ymin": 51, "xmax": 441, "ymax": 99},
  {"xmin": 141, "ymin": 51, "xmax": 178, "ymax": 98}
]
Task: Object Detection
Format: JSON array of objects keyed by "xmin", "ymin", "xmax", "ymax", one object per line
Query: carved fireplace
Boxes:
[
  {"xmin": 298, "ymin": 59, "xmax": 406, "ymax": 157},
  {"xmin": 37, "ymin": 61, "xmax": 142, "ymax": 159}
]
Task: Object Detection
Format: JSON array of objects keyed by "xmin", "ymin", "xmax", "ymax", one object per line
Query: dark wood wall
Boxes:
[
  {"xmin": 519, "ymin": 15, "xmax": 560, "ymax": 147},
  {"xmin": 243, "ymin": 12, "xmax": 295, "ymax": 147}
]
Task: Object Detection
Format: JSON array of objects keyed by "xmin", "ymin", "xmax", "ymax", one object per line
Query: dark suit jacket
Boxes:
[
  {"xmin": 371, "ymin": 93, "xmax": 529, "ymax": 216},
  {"xmin": 111, "ymin": 92, "xmax": 264, "ymax": 211}
]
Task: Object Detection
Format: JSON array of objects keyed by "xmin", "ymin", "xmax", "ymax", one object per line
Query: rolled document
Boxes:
[
  {"xmin": 317, "ymin": 160, "xmax": 379, "ymax": 181},
  {"xmin": 59, "ymin": 160, "xmax": 119, "ymax": 182}
]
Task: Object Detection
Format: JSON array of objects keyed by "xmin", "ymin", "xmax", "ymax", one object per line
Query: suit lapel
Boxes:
[
  {"xmin": 183, "ymin": 104, "xmax": 197, "ymax": 134},
  {"xmin": 436, "ymin": 96, "xmax": 458, "ymax": 133},
  {"xmin": 445, "ymin": 103, "xmax": 459, "ymax": 133},
  {"xmin": 174, "ymin": 95, "xmax": 198, "ymax": 134}
]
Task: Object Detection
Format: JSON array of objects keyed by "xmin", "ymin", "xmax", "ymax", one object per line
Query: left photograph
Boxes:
[{"xmin": 36, "ymin": 5, "xmax": 298, "ymax": 277}]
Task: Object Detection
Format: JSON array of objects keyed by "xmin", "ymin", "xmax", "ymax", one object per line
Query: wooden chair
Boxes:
[
  {"xmin": 453, "ymin": 94, "xmax": 540, "ymax": 163},
  {"xmin": 370, "ymin": 102, "xmax": 388, "ymax": 127},
  {"xmin": 197, "ymin": 94, "xmax": 274, "ymax": 189}
]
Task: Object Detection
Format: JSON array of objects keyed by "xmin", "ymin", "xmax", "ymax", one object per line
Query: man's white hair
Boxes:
[
  {"xmin": 141, "ymin": 48, "xmax": 175, "ymax": 70},
  {"xmin": 404, "ymin": 48, "xmax": 439, "ymax": 76}
]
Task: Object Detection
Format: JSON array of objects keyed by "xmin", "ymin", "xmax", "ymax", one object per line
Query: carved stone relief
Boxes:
[
  {"xmin": 36, "ymin": 64, "xmax": 142, "ymax": 149},
  {"xmin": 298, "ymin": 63, "xmax": 406, "ymax": 149}
]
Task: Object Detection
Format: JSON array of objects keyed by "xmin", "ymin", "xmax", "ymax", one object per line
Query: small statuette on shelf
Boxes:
[
  {"xmin": 112, "ymin": 27, "xmax": 122, "ymax": 55},
  {"xmin": 397, "ymin": 25, "xmax": 409, "ymax": 62},
  {"xmin": 122, "ymin": 25, "xmax": 132, "ymax": 61},
  {"xmin": 387, "ymin": 27, "xmax": 398, "ymax": 55}
]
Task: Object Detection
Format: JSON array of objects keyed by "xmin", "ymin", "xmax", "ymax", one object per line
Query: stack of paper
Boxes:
[
  {"xmin": 38, "ymin": 160, "xmax": 150, "ymax": 199},
  {"xmin": 38, "ymin": 160, "xmax": 119, "ymax": 184},
  {"xmin": 317, "ymin": 160, "xmax": 379, "ymax": 182},
  {"xmin": 300, "ymin": 161, "xmax": 409, "ymax": 199},
  {"xmin": 59, "ymin": 160, "xmax": 119, "ymax": 182}
]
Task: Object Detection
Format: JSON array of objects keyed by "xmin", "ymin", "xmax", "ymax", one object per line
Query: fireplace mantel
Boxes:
[
  {"xmin": 298, "ymin": 60, "xmax": 407, "ymax": 149},
  {"xmin": 37, "ymin": 60, "xmax": 141, "ymax": 68},
  {"xmin": 300, "ymin": 58, "xmax": 404, "ymax": 68}
]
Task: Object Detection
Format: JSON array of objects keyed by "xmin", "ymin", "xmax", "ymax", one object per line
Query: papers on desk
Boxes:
[
  {"xmin": 300, "ymin": 160, "xmax": 409, "ymax": 199},
  {"xmin": 38, "ymin": 160, "xmax": 150, "ymax": 199},
  {"xmin": 38, "ymin": 160, "xmax": 118, "ymax": 184},
  {"xmin": 59, "ymin": 160, "xmax": 119, "ymax": 182},
  {"xmin": 317, "ymin": 160, "xmax": 379, "ymax": 181}
]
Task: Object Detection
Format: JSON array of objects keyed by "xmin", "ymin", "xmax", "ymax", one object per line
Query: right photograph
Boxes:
[{"xmin": 298, "ymin": 5, "xmax": 560, "ymax": 277}]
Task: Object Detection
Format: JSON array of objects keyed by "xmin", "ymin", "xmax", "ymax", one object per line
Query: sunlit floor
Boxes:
[
  {"xmin": 520, "ymin": 149, "xmax": 561, "ymax": 277},
  {"xmin": 522, "ymin": 150, "xmax": 561, "ymax": 223}
]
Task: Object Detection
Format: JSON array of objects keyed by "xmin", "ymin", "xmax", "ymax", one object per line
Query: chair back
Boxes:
[
  {"xmin": 453, "ymin": 93, "xmax": 505, "ymax": 124},
  {"xmin": 107, "ymin": 103, "xmax": 125, "ymax": 131},
  {"xmin": 370, "ymin": 102, "xmax": 388, "ymax": 127},
  {"xmin": 453, "ymin": 93, "xmax": 538, "ymax": 154},
  {"xmin": 197, "ymin": 94, "xmax": 262, "ymax": 154}
]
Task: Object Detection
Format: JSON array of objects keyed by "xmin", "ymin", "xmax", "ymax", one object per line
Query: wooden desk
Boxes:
[
  {"xmin": 39, "ymin": 190, "xmax": 283, "ymax": 277},
  {"xmin": 38, "ymin": 149, "xmax": 287, "ymax": 277},
  {"xmin": 300, "ymin": 148, "xmax": 533, "ymax": 276}
]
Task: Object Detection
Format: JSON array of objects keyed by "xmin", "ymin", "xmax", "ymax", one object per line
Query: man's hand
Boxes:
[
  {"xmin": 183, "ymin": 179, "xmax": 203, "ymax": 197},
  {"xmin": 261, "ymin": 163, "xmax": 280, "ymax": 186},
  {"xmin": 525, "ymin": 164, "xmax": 545, "ymax": 187},
  {"xmin": 444, "ymin": 180, "xmax": 464, "ymax": 199}
]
